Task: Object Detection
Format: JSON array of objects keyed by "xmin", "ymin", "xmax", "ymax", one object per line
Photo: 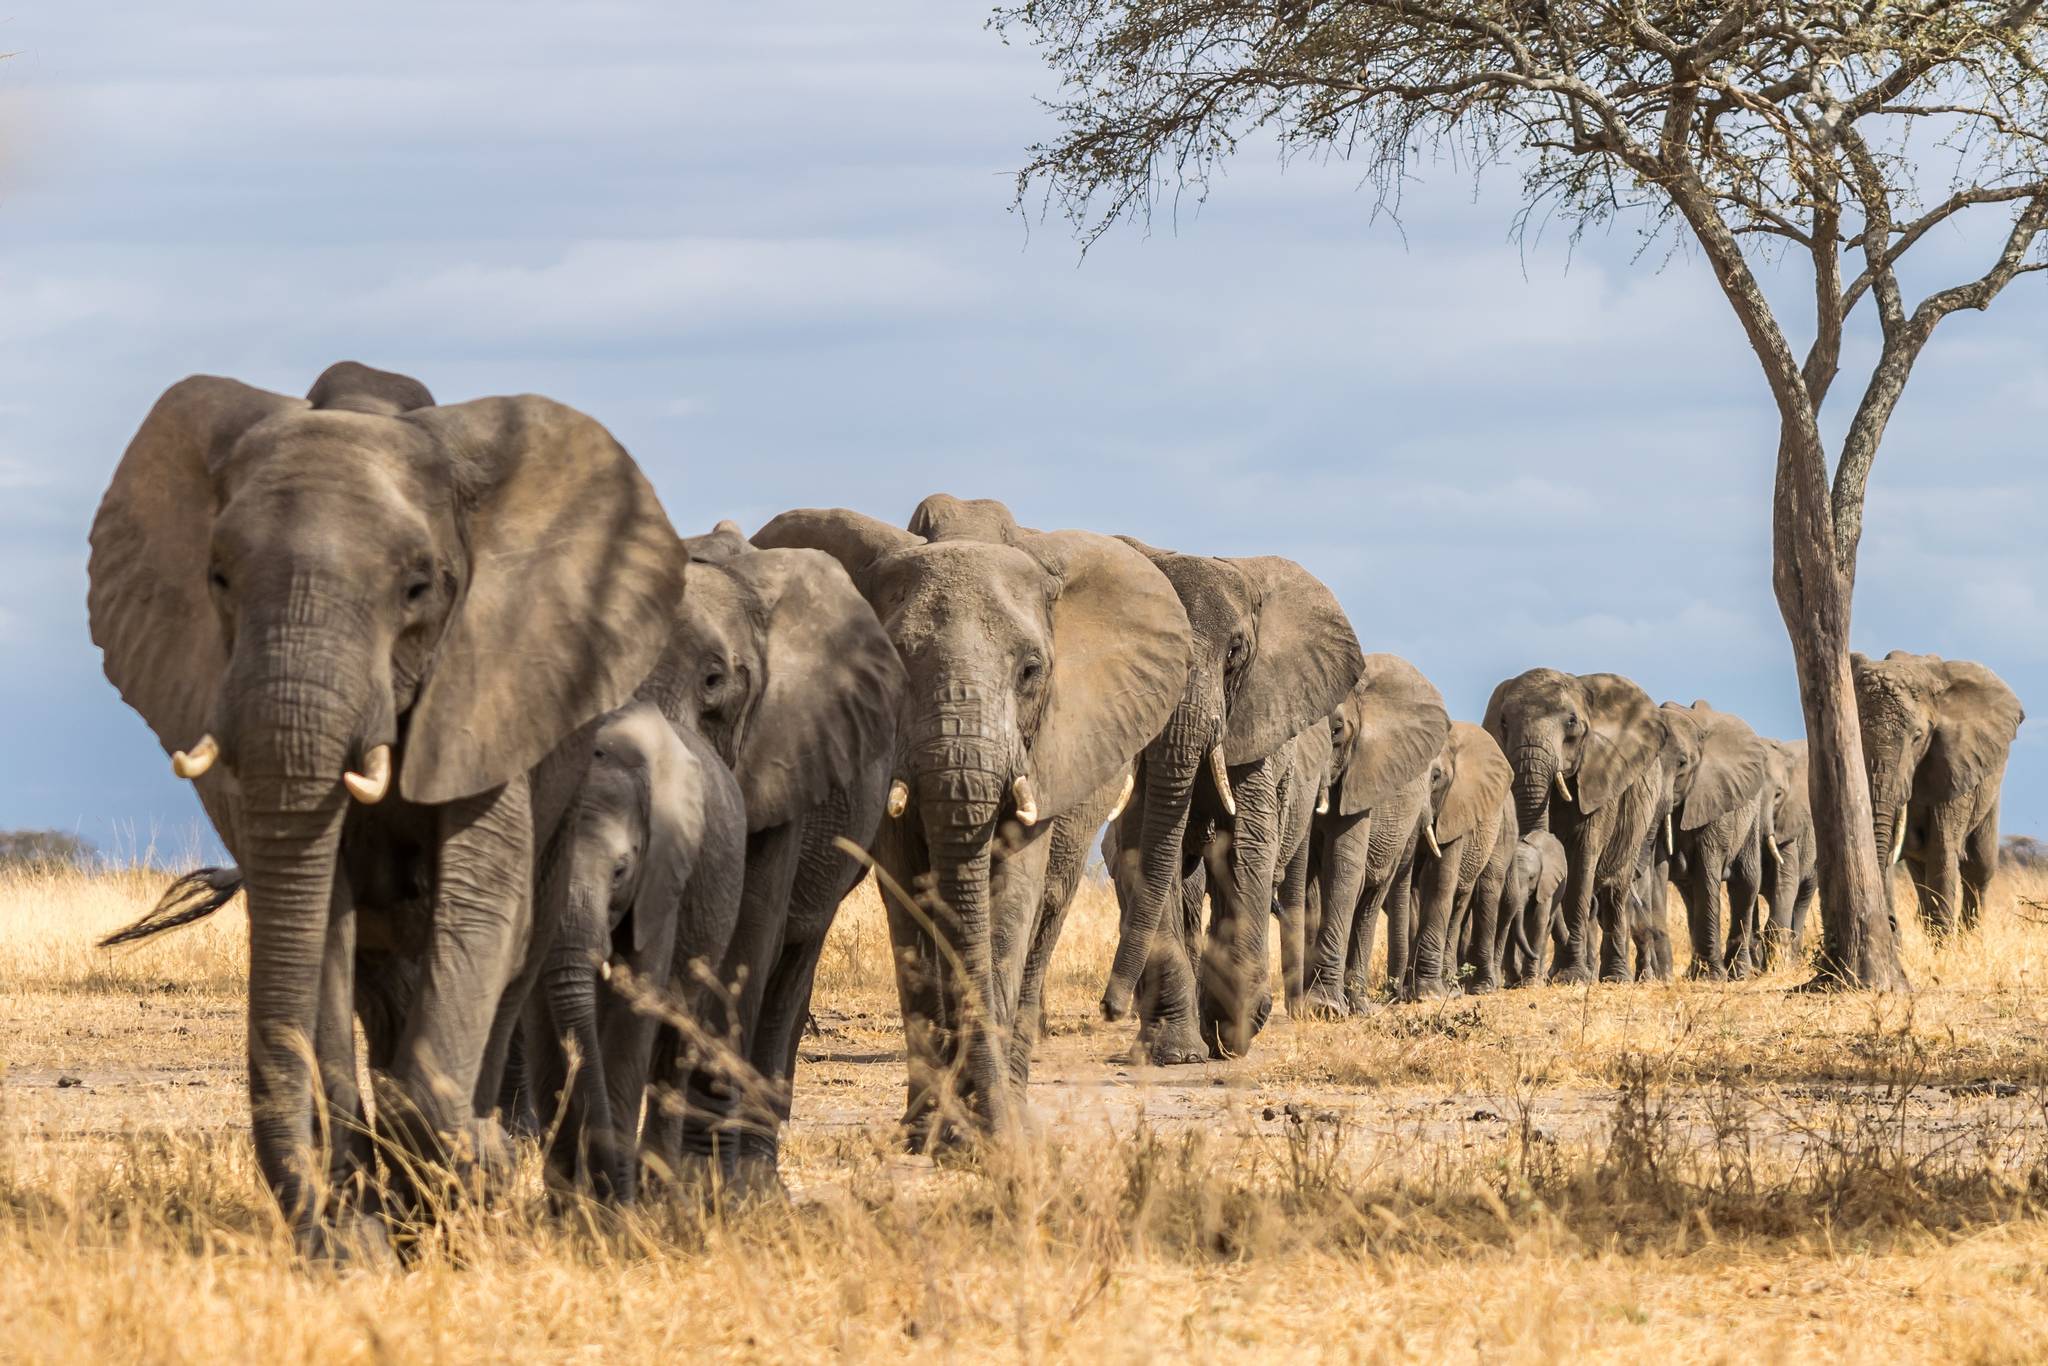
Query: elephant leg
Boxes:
[
  {"xmin": 382, "ymin": 782, "xmax": 535, "ymax": 1210},
  {"xmin": 315, "ymin": 883, "xmax": 376, "ymax": 1221},
  {"xmin": 1678, "ymin": 854, "xmax": 1725, "ymax": 981},
  {"xmin": 1136, "ymin": 864, "xmax": 1207, "ymax": 1066},
  {"xmin": 1724, "ymin": 835, "xmax": 1764, "ymax": 979},
  {"xmin": 1405, "ymin": 851, "xmax": 1459, "ymax": 1000},
  {"xmin": 722, "ymin": 933, "xmax": 827, "ymax": 1195},
  {"xmin": 1790, "ymin": 868, "xmax": 1818, "ymax": 955},
  {"xmin": 1920, "ymin": 815, "xmax": 1964, "ymax": 940},
  {"xmin": 1010, "ymin": 810, "xmax": 1098, "ymax": 1088},
  {"xmin": 1761, "ymin": 846, "xmax": 1796, "ymax": 972},
  {"xmin": 1304, "ymin": 813, "xmax": 1370, "ymax": 1016},
  {"xmin": 1467, "ymin": 852, "xmax": 1508, "ymax": 996},
  {"xmin": 1200, "ymin": 769, "xmax": 1282, "ymax": 1059},
  {"xmin": 1381, "ymin": 859, "xmax": 1416, "ymax": 998},
  {"xmin": 1275, "ymin": 824, "xmax": 1314, "ymax": 1017},
  {"xmin": 1960, "ymin": 802, "xmax": 1999, "ymax": 933},
  {"xmin": 683, "ymin": 825, "xmax": 793, "ymax": 1168},
  {"xmin": 1552, "ymin": 826, "xmax": 1601, "ymax": 986}
]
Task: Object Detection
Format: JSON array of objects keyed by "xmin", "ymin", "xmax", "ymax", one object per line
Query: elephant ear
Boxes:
[
  {"xmin": 1295, "ymin": 720, "xmax": 1334, "ymax": 805},
  {"xmin": 1434, "ymin": 723, "xmax": 1513, "ymax": 845},
  {"xmin": 1018, "ymin": 531, "xmax": 1191, "ymax": 818},
  {"xmin": 1222, "ymin": 557, "xmax": 1365, "ymax": 765},
  {"xmin": 752, "ymin": 507, "xmax": 921, "ymax": 597},
  {"xmin": 88, "ymin": 376, "xmax": 305, "ymax": 764},
  {"xmin": 723, "ymin": 548, "xmax": 905, "ymax": 830},
  {"xmin": 907, "ymin": 493, "xmax": 1029, "ymax": 544},
  {"xmin": 682, "ymin": 519, "xmax": 750, "ymax": 565},
  {"xmin": 1772, "ymin": 741, "xmax": 1814, "ymax": 845},
  {"xmin": 1679, "ymin": 705, "xmax": 1768, "ymax": 831},
  {"xmin": 398, "ymin": 397, "xmax": 683, "ymax": 805},
  {"xmin": 305, "ymin": 361, "xmax": 435, "ymax": 416},
  {"xmin": 1335, "ymin": 654, "xmax": 1450, "ymax": 817},
  {"xmin": 1576, "ymin": 673, "xmax": 1662, "ymax": 814},
  {"xmin": 1925, "ymin": 658, "xmax": 2024, "ymax": 798}
]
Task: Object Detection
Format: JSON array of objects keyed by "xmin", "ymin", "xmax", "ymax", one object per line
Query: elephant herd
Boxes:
[{"xmin": 87, "ymin": 365, "xmax": 2023, "ymax": 1252}]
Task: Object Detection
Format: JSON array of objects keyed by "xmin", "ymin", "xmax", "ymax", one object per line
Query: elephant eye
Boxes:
[
  {"xmin": 1017, "ymin": 655, "xmax": 1045, "ymax": 690},
  {"xmin": 1563, "ymin": 714, "xmax": 1581, "ymax": 735},
  {"xmin": 703, "ymin": 668, "xmax": 724, "ymax": 694},
  {"xmin": 404, "ymin": 576, "xmax": 432, "ymax": 605},
  {"xmin": 208, "ymin": 567, "xmax": 230, "ymax": 594},
  {"xmin": 1227, "ymin": 637, "xmax": 1248, "ymax": 670}
]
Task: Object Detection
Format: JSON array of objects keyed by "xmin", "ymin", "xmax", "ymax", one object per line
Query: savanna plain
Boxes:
[{"xmin": 7, "ymin": 864, "xmax": 2048, "ymax": 1363}]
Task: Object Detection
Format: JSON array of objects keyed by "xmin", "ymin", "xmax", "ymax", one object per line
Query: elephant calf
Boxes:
[
  {"xmin": 533, "ymin": 701, "xmax": 746, "ymax": 1203},
  {"xmin": 1500, "ymin": 831, "xmax": 1567, "ymax": 987}
]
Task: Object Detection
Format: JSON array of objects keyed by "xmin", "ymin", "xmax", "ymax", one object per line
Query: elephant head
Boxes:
[
  {"xmin": 1483, "ymin": 670, "xmax": 1663, "ymax": 835},
  {"xmin": 1423, "ymin": 722, "xmax": 1515, "ymax": 855},
  {"xmin": 646, "ymin": 525, "xmax": 905, "ymax": 832},
  {"xmin": 1101, "ymin": 542, "xmax": 1365, "ymax": 1021},
  {"xmin": 1851, "ymin": 652, "xmax": 2023, "ymax": 866},
  {"xmin": 1327, "ymin": 654, "xmax": 1451, "ymax": 819},
  {"xmin": 547, "ymin": 701, "xmax": 716, "ymax": 1199},
  {"xmin": 88, "ymin": 365, "xmax": 678, "ymax": 1210},
  {"xmin": 1658, "ymin": 701, "xmax": 1769, "ymax": 835},
  {"xmin": 1762, "ymin": 739, "xmax": 1811, "ymax": 863},
  {"xmin": 753, "ymin": 507, "xmax": 1190, "ymax": 1130}
]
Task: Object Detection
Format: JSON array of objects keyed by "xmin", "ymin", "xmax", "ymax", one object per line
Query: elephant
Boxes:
[
  {"xmin": 1652, "ymin": 701, "xmax": 1771, "ymax": 979},
  {"xmin": 1484, "ymin": 670, "xmax": 1666, "ymax": 984},
  {"xmin": 1755, "ymin": 739, "xmax": 1818, "ymax": 966},
  {"xmin": 534, "ymin": 701, "xmax": 745, "ymax": 1203},
  {"xmin": 1097, "ymin": 542, "xmax": 1364, "ymax": 1063},
  {"xmin": 625, "ymin": 520, "xmax": 904, "ymax": 1192},
  {"xmin": 1852, "ymin": 652, "xmax": 2024, "ymax": 937},
  {"xmin": 90, "ymin": 363, "xmax": 681, "ymax": 1251},
  {"xmin": 1499, "ymin": 830, "xmax": 1568, "ymax": 986},
  {"xmin": 1621, "ymin": 713, "xmax": 1703, "ymax": 982},
  {"xmin": 1300, "ymin": 655, "xmax": 1451, "ymax": 1016},
  {"xmin": 1404, "ymin": 722, "xmax": 1516, "ymax": 998},
  {"xmin": 753, "ymin": 506, "xmax": 1190, "ymax": 1145}
]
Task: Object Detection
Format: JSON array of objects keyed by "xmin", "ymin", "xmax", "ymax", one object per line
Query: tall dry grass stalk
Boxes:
[{"xmin": 6, "ymin": 861, "xmax": 2048, "ymax": 1359}]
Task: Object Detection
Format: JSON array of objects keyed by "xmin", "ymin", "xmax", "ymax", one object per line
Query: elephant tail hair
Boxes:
[{"xmin": 99, "ymin": 866, "xmax": 245, "ymax": 947}]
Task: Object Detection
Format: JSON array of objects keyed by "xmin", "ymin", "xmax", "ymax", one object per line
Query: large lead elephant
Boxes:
[
  {"xmin": 90, "ymin": 363, "xmax": 680, "ymax": 1251},
  {"xmin": 754, "ymin": 508, "xmax": 1189, "ymax": 1145},
  {"xmin": 1300, "ymin": 656, "xmax": 1450, "ymax": 1016},
  {"xmin": 1853, "ymin": 652, "xmax": 2023, "ymax": 936},
  {"xmin": 1484, "ymin": 670, "xmax": 1666, "ymax": 984},
  {"xmin": 1100, "ymin": 543, "xmax": 1364, "ymax": 1063}
]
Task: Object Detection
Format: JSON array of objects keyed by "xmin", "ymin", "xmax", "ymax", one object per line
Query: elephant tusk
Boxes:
[
  {"xmin": 1012, "ymin": 774, "xmax": 1039, "ymax": 827},
  {"xmin": 1889, "ymin": 804, "xmax": 1908, "ymax": 866},
  {"xmin": 1554, "ymin": 769, "xmax": 1574, "ymax": 803},
  {"xmin": 1105, "ymin": 771, "xmax": 1135, "ymax": 824},
  {"xmin": 1764, "ymin": 835, "xmax": 1781, "ymax": 865},
  {"xmin": 171, "ymin": 734, "xmax": 219, "ymax": 780},
  {"xmin": 887, "ymin": 779, "xmax": 909, "ymax": 819},
  {"xmin": 1208, "ymin": 744, "xmax": 1236, "ymax": 817},
  {"xmin": 342, "ymin": 745, "xmax": 391, "ymax": 805},
  {"xmin": 1316, "ymin": 790, "xmax": 1330, "ymax": 816},
  {"xmin": 1424, "ymin": 823, "xmax": 1443, "ymax": 859},
  {"xmin": 1664, "ymin": 813, "xmax": 1675, "ymax": 856}
]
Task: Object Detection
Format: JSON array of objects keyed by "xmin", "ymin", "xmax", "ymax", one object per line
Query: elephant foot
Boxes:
[
  {"xmin": 1132, "ymin": 1018, "xmax": 1207, "ymax": 1067},
  {"xmin": 1685, "ymin": 961, "xmax": 1728, "ymax": 983},
  {"xmin": 1465, "ymin": 975, "xmax": 1501, "ymax": 997},
  {"xmin": 724, "ymin": 1150, "xmax": 789, "ymax": 1209},
  {"xmin": 1548, "ymin": 961, "xmax": 1596, "ymax": 987},
  {"xmin": 1300, "ymin": 986, "xmax": 1351, "ymax": 1020},
  {"xmin": 1403, "ymin": 976, "xmax": 1461, "ymax": 1003},
  {"xmin": 1726, "ymin": 955, "xmax": 1755, "ymax": 981},
  {"xmin": 295, "ymin": 1211, "xmax": 397, "ymax": 1269}
]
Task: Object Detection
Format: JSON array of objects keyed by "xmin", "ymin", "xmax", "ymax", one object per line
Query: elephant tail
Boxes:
[{"xmin": 99, "ymin": 866, "xmax": 245, "ymax": 947}]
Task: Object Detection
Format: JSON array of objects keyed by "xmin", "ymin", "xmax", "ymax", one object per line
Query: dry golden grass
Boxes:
[{"xmin": 6, "ymin": 860, "xmax": 2048, "ymax": 1362}]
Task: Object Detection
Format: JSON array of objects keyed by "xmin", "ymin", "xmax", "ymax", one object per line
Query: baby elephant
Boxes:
[
  {"xmin": 537, "ymin": 701, "xmax": 746, "ymax": 1202},
  {"xmin": 1499, "ymin": 831, "xmax": 1566, "ymax": 987}
]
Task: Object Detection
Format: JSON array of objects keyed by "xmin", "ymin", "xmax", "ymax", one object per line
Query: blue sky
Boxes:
[{"xmin": 2, "ymin": 4, "xmax": 2043, "ymax": 859}]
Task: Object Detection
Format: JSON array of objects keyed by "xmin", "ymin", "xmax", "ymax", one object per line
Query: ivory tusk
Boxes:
[
  {"xmin": 887, "ymin": 779, "xmax": 909, "ymax": 819},
  {"xmin": 1105, "ymin": 771, "xmax": 1135, "ymax": 823},
  {"xmin": 1554, "ymin": 769, "xmax": 1574, "ymax": 803},
  {"xmin": 1889, "ymin": 804, "xmax": 1908, "ymax": 865},
  {"xmin": 1424, "ymin": 823, "xmax": 1443, "ymax": 859},
  {"xmin": 1664, "ymin": 813, "xmax": 1675, "ymax": 856},
  {"xmin": 171, "ymin": 734, "xmax": 219, "ymax": 780},
  {"xmin": 1316, "ymin": 790, "xmax": 1330, "ymax": 816},
  {"xmin": 1208, "ymin": 744, "xmax": 1236, "ymax": 817},
  {"xmin": 1764, "ymin": 835, "xmax": 1781, "ymax": 865},
  {"xmin": 342, "ymin": 745, "xmax": 391, "ymax": 805},
  {"xmin": 1012, "ymin": 774, "xmax": 1039, "ymax": 827}
]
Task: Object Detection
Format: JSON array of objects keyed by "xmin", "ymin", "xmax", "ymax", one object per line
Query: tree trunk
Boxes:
[{"xmin": 1771, "ymin": 428, "xmax": 1910, "ymax": 991}]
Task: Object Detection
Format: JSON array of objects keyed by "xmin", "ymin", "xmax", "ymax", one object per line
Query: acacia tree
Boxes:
[{"xmin": 999, "ymin": 0, "xmax": 2048, "ymax": 989}]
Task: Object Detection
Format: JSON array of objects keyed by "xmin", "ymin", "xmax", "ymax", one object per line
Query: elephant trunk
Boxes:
[
  {"xmin": 910, "ymin": 687, "xmax": 1011, "ymax": 1136},
  {"xmin": 1102, "ymin": 713, "xmax": 1203, "ymax": 1016},
  {"xmin": 1513, "ymin": 746, "xmax": 1557, "ymax": 836},
  {"xmin": 543, "ymin": 882, "xmax": 623, "ymax": 1200}
]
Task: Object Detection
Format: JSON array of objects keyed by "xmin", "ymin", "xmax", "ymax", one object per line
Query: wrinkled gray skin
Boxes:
[
  {"xmin": 1484, "ymin": 670, "xmax": 1666, "ymax": 984},
  {"xmin": 1651, "ymin": 702, "xmax": 1771, "ymax": 979},
  {"xmin": 1100, "ymin": 543, "xmax": 1365, "ymax": 1064},
  {"xmin": 755, "ymin": 506, "xmax": 1190, "ymax": 1145},
  {"xmin": 1500, "ymin": 831, "xmax": 1568, "ymax": 986},
  {"xmin": 621, "ymin": 522, "xmax": 904, "ymax": 1191},
  {"xmin": 1300, "ymin": 656, "xmax": 1450, "ymax": 1017},
  {"xmin": 1755, "ymin": 739, "xmax": 1819, "ymax": 965},
  {"xmin": 1405, "ymin": 723, "xmax": 1516, "ymax": 999},
  {"xmin": 1622, "ymin": 715, "xmax": 1702, "ymax": 982},
  {"xmin": 89, "ymin": 364, "xmax": 680, "ymax": 1254},
  {"xmin": 1106, "ymin": 718, "xmax": 1332, "ymax": 1050},
  {"xmin": 1853, "ymin": 652, "xmax": 2023, "ymax": 937},
  {"xmin": 535, "ymin": 702, "xmax": 744, "ymax": 1203}
]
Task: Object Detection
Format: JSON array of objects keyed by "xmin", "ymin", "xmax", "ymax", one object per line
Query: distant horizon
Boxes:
[{"xmin": 3, "ymin": 5, "xmax": 2042, "ymax": 851}]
